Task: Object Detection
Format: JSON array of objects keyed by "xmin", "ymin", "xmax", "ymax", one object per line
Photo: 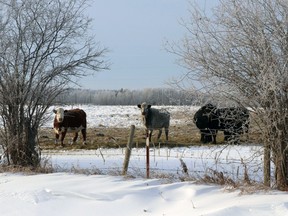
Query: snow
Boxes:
[
  {"xmin": 46, "ymin": 145, "xmax": 265, "ymax": 183},
  {"xmin": 0, "ymin": 173, "xmax": 287, "ymax": 216},
  {"xmin": 44, "ymin": 104, "xmax": 198, "ymax": 128},
  {"xmin": 0, "ymin": 105, "xmax": 287, "ymax": 216}
]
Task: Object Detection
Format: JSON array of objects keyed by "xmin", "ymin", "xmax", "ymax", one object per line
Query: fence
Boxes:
[
  {"xmin": 43, "ymin": 142, "xmax": 267, "ymax": 183},
  {"xmin": 39, "ymin": 105, "xmax": 268, "ymax": 183}
]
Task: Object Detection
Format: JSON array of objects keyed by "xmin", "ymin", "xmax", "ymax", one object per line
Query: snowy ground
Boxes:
[
  {"xmin": 0, "ymin": 105, "xmax": 287, "ymax": 216},
  {"xmin": 44, "ymin": 104, "xmax": 198, "ymax": 128},
  {"xmin": 45, "ymin": 145, "xmax": 265, "ymax": 183},
  {"xmin": 0, "ymin": 173, "xmax": 287, "ymax": 216}
]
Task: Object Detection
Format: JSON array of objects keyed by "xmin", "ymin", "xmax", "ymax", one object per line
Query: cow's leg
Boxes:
[
  {"xmin": 205, "ymin": 130, "xmax": 213, "ymax": 143},
  {"xmin": 55, "ymin": 133, "xmax": 60, "ymax": 144},
  {"xmin": 200, "ymin": 130, "xmax": 205, "ymax": 143},
  {"xmin": 81, "ymin": 128, "xmax": 87, "ymax": 145},
  {"xmin": 72, "ymin": 132, "xmax": 78, "ymax": 144},
  {"xmin": 224, "ymin": 131, "xmax": 231, "ymax": 141},
  {"xmin": 235, "ymin": 133, "xmax": 240, "ymax": 145},
  {"xmin": 205, "ymin": 134, "xmax": 212, "ymax": 143},
  {"xmin": 229, "ymin": 130, "xmax": 240, "ymax": 145},
  {"xmin": 157, "ymin": 129, "xmax": 162, "ymax": 141},
  {"xmin": 200, "ymin": 130, "xmax": 211, "ymax": 143},
  {"xmin": 164, "ymin": 127, "xmax": 169, "ymax": 141},
  {"xmin": 243, "ymin": 123, "xmax": 249, "ymax": 141},
  {"xmin": 145, "ymin": 129, "xmax": 149, "ymax": 140},
  {"xmin": 210, "ymin": 129, "xmax": 217, "ymax": 144},
  {"xmin": 149, "ymin": 129, "xmax": 153, "ymax": 142},
  {"xmin": 61, "ymin": 130, "xmax": 67, "ymax": 146}
]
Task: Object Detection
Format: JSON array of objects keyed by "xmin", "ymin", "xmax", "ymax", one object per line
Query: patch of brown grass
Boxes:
[
  {"xmin": 38, "ymin": 123, "xmax": 207, "ymax": 150},
  {"xmin": 0, "ymin": 158, "xmax": 53, "ymax": 174},
  {"xmin": 38, "ymin": 110, "xmax": 263, "ymax": 150}
]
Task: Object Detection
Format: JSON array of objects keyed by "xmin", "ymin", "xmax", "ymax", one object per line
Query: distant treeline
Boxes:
[{"xmin": 54, "ymin": 88, "xmax": 206, "ymax": 105}]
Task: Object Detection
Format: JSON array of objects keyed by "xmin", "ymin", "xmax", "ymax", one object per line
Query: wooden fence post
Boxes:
[{"xmin": 122, "ymin": 125, "xmax": 135, "ymax": 175}]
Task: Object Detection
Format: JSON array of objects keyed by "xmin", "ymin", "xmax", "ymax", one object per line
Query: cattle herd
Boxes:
[{"xmin": 52, "ymin": 102, "xmax": 250, "ymax": 146}]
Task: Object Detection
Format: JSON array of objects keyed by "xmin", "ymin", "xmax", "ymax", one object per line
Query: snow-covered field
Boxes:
[
  {"xmin": 44, "ymin": 104, "xmax": 198, "ymax": 128},
  {"xmin": 0, "ymin": 173, "xmax": 287, "ymax": 216},
  {"xmin": 0, "ymin": 105, "xmax": 287, "ymax": 216}
]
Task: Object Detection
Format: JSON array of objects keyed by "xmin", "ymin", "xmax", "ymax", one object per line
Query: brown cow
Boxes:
[{"xmin": 53, "ymin": 108, "xmax": 87, "ymax": 146}]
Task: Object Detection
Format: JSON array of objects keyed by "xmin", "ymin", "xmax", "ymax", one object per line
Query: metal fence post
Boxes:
[{"xmin": 146, "ymin": 131, "xmax": 150, "ymax": 178}]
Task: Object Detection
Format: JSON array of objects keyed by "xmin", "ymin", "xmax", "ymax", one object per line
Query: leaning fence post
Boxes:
[{"xmin": 122, "ymin": 125, "xmax": 135, "ymax": 175}]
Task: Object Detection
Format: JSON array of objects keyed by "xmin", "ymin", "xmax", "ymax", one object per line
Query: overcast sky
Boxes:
[{"xmin": 77, "ymin": 0, "xmax": 217, "ymax": 90}]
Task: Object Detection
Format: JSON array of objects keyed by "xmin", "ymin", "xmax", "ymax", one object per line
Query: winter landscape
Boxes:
[{"xmin": 0, "ymin": 105, "xmax": 287, "ymax": 216}]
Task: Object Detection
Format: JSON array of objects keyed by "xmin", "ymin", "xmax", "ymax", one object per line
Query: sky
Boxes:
[{"xmin": 77, "ymin": 0, "xmax": 218, "ymax": 90}]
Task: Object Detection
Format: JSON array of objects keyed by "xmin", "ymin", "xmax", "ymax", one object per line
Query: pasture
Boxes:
[
  {"xmin": 39, "ymin": 105, "xmax": 261, "ymax": 150},
  {"xmin": 38, "ymin": 105, "xmax": 265, "ymax": 183},
  {"xmin": 1, "ymin": 105, "xmax": 286, "ymax": 216}
]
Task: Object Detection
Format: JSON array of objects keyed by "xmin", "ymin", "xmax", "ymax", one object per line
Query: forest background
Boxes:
[{"xmin": 55, "ymin": 88, "xmax": 204, "ymax": 105}]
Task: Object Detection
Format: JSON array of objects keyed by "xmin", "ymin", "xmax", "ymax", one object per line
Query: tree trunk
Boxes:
[
  {"xmin": 263, "ymin": 139, "xmax": 271, "ymax": 187},
  {"xmin": 7, "ymin": 120, "xmax": 40, "ymax": 167},
  {"xmin": 275, "ymin": 141, "xmax": 288, "ymax": 191},
  {"xmin": 24, "ymin": 119, "xmax": 40, "ymax": 167}
]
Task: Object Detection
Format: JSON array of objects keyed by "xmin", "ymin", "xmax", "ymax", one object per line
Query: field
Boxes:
[
  {"xmin": 1, "ymin": 105, "xmax": 287, "ymax": 216},
  {"xmin": 37, "ymin": 105, "xmax": 265, "ymax": 183},
  {"xmin": 38, "ymin": 105, "xmax": 261, "ymax": 150}
]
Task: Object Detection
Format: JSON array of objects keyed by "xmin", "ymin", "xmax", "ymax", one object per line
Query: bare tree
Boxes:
[
  {"xmin": 168, "ymin": 0, "xmax": 288, "ymax": 190},
  {"xmin": 0, "ymin": 0, "xmax": 108, "ymax": 167}
]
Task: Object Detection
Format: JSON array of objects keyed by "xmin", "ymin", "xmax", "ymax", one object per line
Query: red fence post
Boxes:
[{"xmin": 146, "ymin": 131, "xmax": 150, "ymax": 178}]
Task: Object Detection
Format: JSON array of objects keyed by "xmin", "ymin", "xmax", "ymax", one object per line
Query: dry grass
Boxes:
[
  {"xmin": 38, "ymin": 123, "xmax": 262, "ymax": 150},
  {"xmin": 0, "ymin": 157, "xmax": 54, "ymax": 174},
  {"xmin": 38, "ymin": 109, "xmax": 263, "ymax": 150}
]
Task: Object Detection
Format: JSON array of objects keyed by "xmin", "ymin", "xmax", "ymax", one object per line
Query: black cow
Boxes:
[
  {"xmin": 193, "ymin": 104, "xmax": 249, "ymax": 144},
  {"xmin": 53, "ymin": 108, "xmax": 87, "ymax": 146},
  {"xmin": 216, "ymin": 107, "xmax": 249, "ymax": 142},
  {"xmin": 193, "ymin": 104, "xmax": 217, "ymax": 143}
]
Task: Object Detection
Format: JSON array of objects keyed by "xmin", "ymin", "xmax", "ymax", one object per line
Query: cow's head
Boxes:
[
  {"xmin": 200, "ymin": 104, "xmax": 217, "ymax": 115},
  {"xmin": 137, "ymin": 102, "xmax": 151, "ymax": 117},
  {"xmin": 53, "ymin": 108, "xmax": 65, "ymax": 123},
  {"xmin": 193, "ymin": 103, "xmax": 217, "ymax": 127}
]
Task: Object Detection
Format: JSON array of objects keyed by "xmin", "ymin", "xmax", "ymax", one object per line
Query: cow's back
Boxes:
[
  {"xmin": 54, "ymin": 108, "xmax": 86, "ymax": 128},
  {"xmin": 65, "ymin": 109, "xmax": 86, "ymax": 127},
  {"xmin": 147, "ymin": 108, "xmax": 170, "ymax": 129},
  {"xmin": 216, "ymin": 107, "xmax": 249, "ymax": 131}
]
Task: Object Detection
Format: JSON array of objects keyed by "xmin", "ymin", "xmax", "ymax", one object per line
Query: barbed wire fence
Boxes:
[
  {"xmin": 41, "ymin": 104, "xmax": 269, "ymax": 186},
  {"xmin": 44, "ymin": 140, "xmax": 268, "ymax": 185}
]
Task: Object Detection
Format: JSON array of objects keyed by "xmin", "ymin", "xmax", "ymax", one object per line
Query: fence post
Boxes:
[
  {"xmin": 122, "ymin": 125, "xmax": 135, "ymax": 175},
  {"xmin": 146, "ymin": 131, "xmax": 150, "ymax": 178}
]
